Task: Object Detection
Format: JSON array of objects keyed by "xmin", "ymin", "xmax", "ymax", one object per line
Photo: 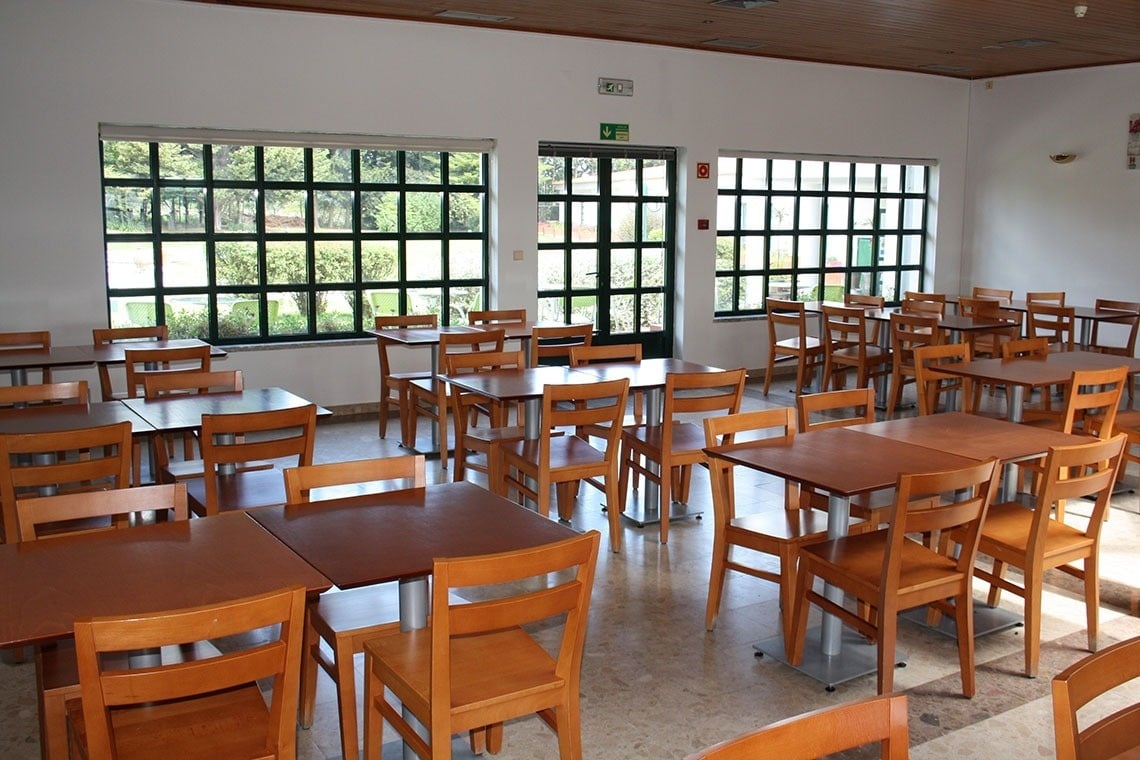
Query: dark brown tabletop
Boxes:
[
  {"xmin": 442, "ymin": 365, "xmax": 592, "ymax": 401},
  {"xmin": 122, "ymin": 387, "xmax": 330, "ymax": 433},
  {"xmin": 365, "ymin": 325, "xmax": 478, "ymax": 346},
  {"xmin": 0, "ymin": 511, "xmax": 331, "ymax": 648},
  {"xmin": 936, "ymin": 350, "xmax": 1140, "ymax": 389},
  {"xmin": 568, "ymin": 357, "xmax": 724, "ymax": 389},
  {"xmin": 249, "ymin": 481, "xmax": 578, "ymax": 590},
  {"xmin": 89, "ymin": 338, "xmax": 227, "ymax": 364},
  {"xmin": 0, "ymin": 401, "xmax": 154, "ymax": 436},
  {"xmin": 0, "ymin": 345, "xmax": 95, "ymax": 375}
]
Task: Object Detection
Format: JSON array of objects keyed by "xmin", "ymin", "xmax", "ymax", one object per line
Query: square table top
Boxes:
[
  {"xmin": 122, "ymin": 387, "xmax": 330, "ymax": 433},
  {"xmin": 366, "ymin": 325, "xmax": 479, "ymax": 346},
  {"xmin": 0, "ymin": 511, "xmax": 331, "ymax": 648},
  {"xmin": 443, "ymin": 365, "xmax": 592, "ymax": 401},
  {"xmin": 851, "ymin": 412, "xmax": 1089, "ymax": 464},
  {"xmin": 0, "ymin": 400, "xmax": 154, "ymax": 436},
  {"xmin": 705, "ymin": 427, "xmax": 977, "ymax": 497},
  {"xmin": 0, "ymin": 345, "xmax": 95, "ymax": 373},
  {"xmin": 935, "ymin": 350, "xmax": 1140, "ymax": 388},
  {"xmin": 568, "ymin": 358, "xmax": 725, "ymax": 389},
  {"xmin": 90, "ymin": 338, "xmax": 227, "ymax": 364},
  {"xmin": 249, "ymin": 481, "xmax": 579, "ymax": 590}
]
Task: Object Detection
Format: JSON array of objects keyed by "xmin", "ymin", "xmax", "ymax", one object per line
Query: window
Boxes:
[
  {"xmin": 715, "ymin": 154, "xmax": 932, "ymax": 315},
  {"xmin": 100, "ymin": 127, "xmax": 491, "ymax": 343}
]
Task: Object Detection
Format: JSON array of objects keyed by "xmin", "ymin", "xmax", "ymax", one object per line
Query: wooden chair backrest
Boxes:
[
  {"xmin": 1001, "ymin": 337, "xmax": 1050, "ymax": 359},
  {"xmin": 903, "ymin": 291, "xmax": 947, "ymax": 303},
  {"xmin": 1029, "ymin": 434, "xmax": 1126, "ymax": 557},
  {"xmin": 93, "ymin": 326, "xmax": 169, "ymax": 401},
  {"xmin": 796, "ymin": 387, "xmax": 874, "ymax": 431},
  {"xmin": 0, "ymin": 330, "xmax": 51, "ymax": 351},
  {"xmin": 844, "ymin": 293, "xmax": 885, "ymax": 342},
  {"xmin": 540, "ymin": 379, "xmax": 629, "ymax": 461},
  {"xmin": 913, "ymin": 342, "xmax": 975, "ymax": 415},
  {"xmin": 0, "ymin": 421, "xmax": 132, "ymax": 544},
  {"xmin": 374, "ymin": 314, "xmax": 439, "ymax": 376},
  {"xmin": 1059, "ymin": 366, "xmax": 1129, "ymax": 437},
  {"xmin": 1027, "ymin": 303, "xmax": 1076, "ymax": 349},
  {"xmin": 437, "ymin": 328, "xmax": 506, "ymax": 365},
  {"xmin": 568, "ymin": 343, "xmax": 642, "ymax": 366},
  {"xmin": 890, "ymin": 312, "xmax": 942, "ymax": 368},
  {"xmin": 1091, "ymin": 298, "xmax": 1140, "ymax": 355},
  {"xmin": 143, "ymin": 369, "xmax": 243, "ymax": 398},
  {"xmin": 284, "ymin": 455, "xmax": 426, "ymax": 504},
  {"xmin": 822, "ymin": 305, "xmax": 873, "ymax": 354},
  {"xmin": 16, "ymin": 483, "xmax": 188, "ymax": 542},
  {"xmin": 971, "ymin": 287, "xmax": 1014, "ymax": 305},
  {"xmin": 0, "ymin": 381, "xmax": 89, "ymax": 410},
  {"xmin": 73, "ymin": 585, "xmax": 306, "ymax": 759},
  {"xmin": 1052, "ymin": 634, "xmax": 1140, "ymax": 760},
  {"xmin": 530, "ymin": 324, "xmax": 593, "ymax": 367},
  {"xmin": 198, "ymin": 405, "xmax": 317, "ymax": 515},
  {"xmin": 684, "ymin": 693, "xmax": 910, "ymax": 760},
  {"xmin": 1027, "ymin": 291, "xmax": 1066, "ymax": 306},
  {"xmin": 467, "ymin": 308, "xmax": 526, "ymax": 326},
  {"xmin": 766, "ymin": 299, "xmax": 810, "ymax": 344},
  {"xmin": 957, "ymin": 297, "xmax": 1000, "ymax": 318},
  {"xmin": 446, "ymin": 349, "xmax": 527, "ymax": 431},
  {"xmin": 659, "ymin": 369, "xmax": 746, "ymax": 456},
  {"xmin": 901, "ymin": 297, "xmax": 945, "ymax": 318},
  {"xmin": 428, "ymin": 532, "xmax": 600, "ymax": 747},
  {"xmin": 706, "ymin": 406, "xmax": 797, "ymax": 449},
  {"xmin": 123, "ymin": 344, "xmax": 212, "ymax": 399}
]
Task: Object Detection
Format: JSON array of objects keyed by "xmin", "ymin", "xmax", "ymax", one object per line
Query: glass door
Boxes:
[{"xmin": 537, "ymin": 144, "xmax": 676, "ymax": 358}]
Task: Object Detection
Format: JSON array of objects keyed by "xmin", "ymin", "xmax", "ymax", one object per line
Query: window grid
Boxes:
[
  {"xmin": 715, "ymin": 156, "xmax": 930, "ymax": 316},
  {"xmin": 101, "ymin": 140, "xmax": 489, "ymax": 343}
]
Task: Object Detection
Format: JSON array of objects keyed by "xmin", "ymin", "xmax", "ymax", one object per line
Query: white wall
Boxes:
[
  {"xmin": 963, "ymin": 65, "xmax": 1140, "ymax": 311},
  {"xmin": 0, "ymin": 0, "xmax": 971, "ymax": 406}
]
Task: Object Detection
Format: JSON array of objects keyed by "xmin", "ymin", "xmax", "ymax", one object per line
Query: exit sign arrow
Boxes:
[{"xmin": 599, "ymin": 123, "xmax": 630, "ymax": 141}]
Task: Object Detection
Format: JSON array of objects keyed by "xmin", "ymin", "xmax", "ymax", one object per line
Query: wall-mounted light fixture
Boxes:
[{"xmin": 1050, "ymin": 153, "xmax": 1077, "ymax": 164}]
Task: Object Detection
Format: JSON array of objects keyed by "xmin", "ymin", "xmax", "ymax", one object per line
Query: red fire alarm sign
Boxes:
[
  {"xmin": 696, "ymin": 162, "xmax": 710, "ymax": 179},
  {"xmin": 697, "ymin": 219, "xmax": 710, "ymax": 230}
]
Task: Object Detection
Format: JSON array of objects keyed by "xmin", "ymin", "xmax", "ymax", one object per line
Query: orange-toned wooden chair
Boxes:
[
  {"xmin": 1027, "ymin": 290, "xmax": 1067, "ymax": 306},
  {"xmin": 92, "ymin": 325, "xmax": 168, "ymax": 401},
  {"xmin": 67, "ymin": 586, "xmax": 306, "ymax": 760},
  {"xmin": 820, "ymin": 305, "xmax": 891, "ymax": 393},
  {"xmin": 569, "ymin": 342, "xmax": 645, "ymax": 426},
  {"xmin": 447, "ymin": 349, "xmax": 528, "ymax": 484},
  {"xmin": 362, "ymin": 532, "xmax": 600, "ymax": 760},
  {"xmin": 1052, "ymin": 635, "xmax": 1140, "ymax": 760},
  {"xmin": 913, "ymin": 343, "xmax": 980, "ymax": 415},
  {"xmin": 0, "ymin": 381, "xmax": 89, "ymax": 411},
  {"xmin": 764, "ymin": 298, "xmax": 824, "ymax": 396},
  {"xmin": 373, "ymin": 313, "xmax": 438, "ymax": 442},
  {"xmin": 958, "ymin": 296, "xmax": 1021, "ymax": 359},
  {"xmin": 0, "ymin": 330, "xmax": 52, "ymax": 383},
  {"xmin": 789, "ymin": 458, "xmax": 1000, "ymax": 697},
  {"xmin": 845, "ymin": 292, "xmax": 886, "ymax": 346},
  {"xmin": 1027, "ymin": 302, "xmax": 1076, "ymax": 350},
  {"xmin": 886, "ymin": 311, "xmax": 942, "ymax": 417},
  {"xmin": 902, "ymin": 291, "xmax": 946, "ymax": 317},
  {"xmin": 530, "ymin": 323, "xmax": 593, "ymax": 367},
  {"xmin": 467, "ymin": 308, "xmax": 526, "ymax": 327},
  {"xmin": 971, "ymin": 286, "xmax": 1013, "ymax": 305},
  {"xmin": 1088, "ymin": 298, "xmax": 1139, "ymax": 402}
]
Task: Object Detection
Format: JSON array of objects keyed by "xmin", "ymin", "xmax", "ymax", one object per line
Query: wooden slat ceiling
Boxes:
[{"xmin": 186, "ymin": 0, "xmax": 1140, "ymax": 79}]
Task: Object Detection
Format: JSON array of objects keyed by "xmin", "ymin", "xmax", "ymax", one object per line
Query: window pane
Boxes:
[
  {"xmin": 316, "ymin": 290, "xmax": 354, "ymax": 334},
  {"xmin": 266, "ymin": 241, "xmax": 308, "ymax": 285},
  {"xmin": 449, "ymin": 152, "xmax": 482, "ymax": 185},
  {"xmin": 715, "ymin": 276, "xmax": 734, "ymax": 312},
  {"xmin": 903, "ymin": 199, "xmax": 925, "ymax": 228},
  {"xmin": 408, "ymin": 287, "xmax": 442, "ymax": 318},
  {"xmin": 106, "ymin": 242, "xmax": 154, "ymax": 289},
  {"xmin": 611, "ymin": 159, "xmax": 637, "ymax": 196},
  {"xmin": 572, "ymin": 159, "xmax": 598, "ymax": 195},
  {"xmin": 538, "ymin": 250, "xmax": 565, "ymax": 290},
  {"xmin": 642, "ymin": 159, "xmax": 668, "ymax": 196},
  {"xmin": 215, "ymin": 241, "xmax": 260, "ymax": 286},
  {"xmin": 167, "ymin": 298, "xmax": 208, "ymax": 339},
  {"xmin": 361, "ymin": 191, "xmax": 398, "ymax": 232},
  {"xmin": 879, "ymin": 235, "xmax": 899, "ymax": 266},
  {"xmin": 828, "ymin": 162, "xmax": 852, "ymax": 191},
  {"xmin": 449, "ymin": 192, "xmax": 483, "ymax": 233},
  {"xmin": 642, "ymin": 203, "xmax": 665, "ymax": 241},
  {"xmin": 265, "ymin": 189, "xmax": 307, "ymax": 232},
  {"xmin": 538, "ymin": 157, "xmax": 564, "ymax": 195},
  {"xmin": 406, "ymin": 192, "xmax": 441, "ymax": 233},
  {"xmin": 215, "ymin": 188, "xmax": 257, "ymax": 232},
  {"xmin": 852, "ymin": 198, "xmax": 875, "ymax": 229},
  {"xmin": 105, "ymin": 187, "xmax": 152, "ymax": 232},
  {"xmin": 740, "ymin": 276, "xmax": 765, "ymax": 310},
  {"xmin": 610, "ymin": 294, "xmax": 635, "ymax": 333},
  {"xmin": 213, "ymin": 145, "xmax": 256, "ymax": 181},
  {"xmin": 715, "ymin": 237, "xmax": 735, "ymax": 270},
  {"xmin": 741, "ymin": 158, "xmax": 767, "ymax": 190},
  {"xmin": 538, "ymin": 296, "xmax": 564, "ymax": 323},
  {"xmin": 313, "ymin": 147, "xmax": 353, "ymax": 182},
  {"xmin": 771, "ymin": 159, "xmax": 796, "ymax": 191},
  {"xmin": 264, "ymin": 147, "xmax": 305, "ymax": 182},
  {"xmin": 740, "ymin": 237, "xmax": 764, "ymax": 270},
  {"xmin": 826, "ymin": 199, "xmax": 849, "ymax": 229},
  {"xmin": 449, "ymin": 240, "xmax": 483, "ymax": 279},
  {"xmin": 571, "ymin": 249, "xmax": 598, "ymax": 289},
  {"xmin": 103, "ymin": 141, "xmax": 151, "ymax": 179},
  {"xmin": 161, "ymin": 242, "xmax": 207, "ymax": 287},
  {"xmin": 448, "ymin": 286, "xmax": 483, "ymax": 324},
  {"xmin": 611, "ymin": 203, "xmax": 637, "ymax": 243},
  {"xmin": 641, "ymin": 249, "xmax": 665, "ymax": 287},
  {"xmin": 641, "ymin": 293, "xmax": 663, "ymax": 331},
  {"xmin": 770, "ymin": 236, "xmax": 793, "ymax": 269},
  {"xmin": 879, "ymin": 164, "xmax": 902, "ymax": 193},
  {"xmin": 740, "ymin": 197, "xmax": 766, "ymax": 230},
  {"xmin": 314, "ymin": 240, "xmax": 353, "ymax": 283},
  {"xmin": 798, "ymin": 236, "xmax": 821, "ymax": 268},
  {"xmin": 160, "ymin": 188, "xmax": 205, "ymax": 233},
  {"xmin": 159, "ymin": 143, "xmax": 203, "ymax": 180},
  {"xmin": 538, "ymin": 201, "xmax": 563, "ymax": 242},
  {"xmin": 716, "ymin": 196, "xmax": 737, "ymax": 230},
  {"xmin": 405, "ymin": 152, "xmax": 441, "ymax": 184},
  {"xmin": 878, "ymin": 198, "xmax": 900, "ymax": 229},
  {"xmin": 798, "ymin": 196, "xmax": 823, "ymax": 229},
  {"xmin": 361, "ymin": 150, "xmax": 397, "ymax": 183},
  {"xmin": 901, "ymin": 235, "xmax": 923, "ymax": 265},
  {"xmin": 570, "ymin": 294, "xmax": 597, "ymax": 326},
  {"xmin": 406, "ymin": 239, "xmax": 442, "ymax": 281},
  {"xmin": 904, "ymin": 165, "xmax": 927, "ymax": 193},
  {"xmin": 362, "ymin": 240, "xmax": 398, "ymax": 281},
  {"xmin": 797, "ymin": 273, "xmax": 820, "ymax": 301},
  {"xmin": 771, "ymin": 197, "xmax": 795, "ymax": 230},
  {"xmin": 800, "ymin": 161, "xmax": 825, "ymax": 191},
  {"xmin": 570, "ymin": 202, "xmax": 598, "ymax": 242},
  {"xmin": 316, "ymin": 190, "xmax": 353, "ymax": 232}
]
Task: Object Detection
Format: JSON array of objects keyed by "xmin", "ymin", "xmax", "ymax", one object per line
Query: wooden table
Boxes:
[
  {"xmin": 87, "ymin": 338, "xmax": 226, "ymax": 365},
  {"xmin": 705, "ymin": 427, "xmax": 976, "ymax": 687},
  {"xmin": 0, "ymin": 400, "xmax": 154, "ymax": 436},
  {"xmin": 0, "ymin": 511, "xmax": 330, "ymax": 649},
  {"xmin": 0, "ymin": 345, "xmax": 95, "ymax": 386},
  {"xmin": 935, "ymin": 350, "xmax": 1140, "ymax": 422},
  {"xmin": 949, "ymin": 296, "xmax": 1134, "ymax": 348},
  {"xmin": 443, "ymin": 365, "xmax": 593, "ymax": 439}
]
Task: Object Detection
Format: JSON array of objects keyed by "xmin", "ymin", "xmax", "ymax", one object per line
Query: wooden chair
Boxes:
[
  {"xmin": 902, "ymin": 291, "xmax": 946, "ymax": 318},
  {"xmin": 373, "ymin": 313, "xmax": 437, "ymax": 442},
  {"xmin": 91, "ymin": 325, "xmax": 168, "ymax": 401},
  {"xmin": 1112, "ymin": 409, "xmax": 1140, "ymax": 489},
  {"xmin": 530, "ymin": 323, "xmax": 593, "ymax": 367},
  {"xmin": 0, "ymin": 420, "xmax": 132, "ymax": 545},
  {"xmin": 619, "ymin": 368, "xmax": 746, "ymax": 544},
  {"xmin": 1028, "ymin": 302, "xmax": 1076, "ymax": 350},
  {"xmin": 362, "ymin": 531, "xmax": 601, "ymax": 760},
  {"xmin": 1052, "ymin": 635, "xmax": 1140, "ymax": 760},
  {"xmin": 789, "ymin": 458, "xmax": 1001, "ymax": 696},
  {"xmin": 447, "ymin": 349, "xmax": 528, "ymax": 484},
  {"xmin": 685, "ymin": 693, "xmax": 909, "ymax": 760},
  {"xmin": 15, "ymin": 483, "xmax": 188, "ymax": 760},
  {"xmin": 283, "ymin": 455, "xmax": 425, "ymax": 760},
  {"xmin": 958, "ymin": 296, "xmax": 1021, "ymax": 359},
  {"xmin": 1027, "ymin": 290, "xmax": 1067, "ymax": 306},
  {"xmin": 183, "ymin": 404, "xmax": 317, "ymax": 516},
  {"xmin": 0, "ymin": 330, "xmax": 52, "ymax": 383},
  {"xmin": 913, "ymin": 342, "xmax": 980, "ymax": 415},
  {"xmin": 764, "ymin": 298, "xmax": 824, "ymax": 396},
  {"xmin": 821, "ymin": 305, "xmax": 891, "ymax": 393},
  {"xmin": 569, "ymin": 343, "xmax": 645, "ymax": 425},
  {"xmin": 407, "ymin": 329, "xmax": 506, "ymax": 467},
  {"xmin": 67, "ymin": 585, "xmax": 307, "ymax": 760},
  {"xmin": 0, "ymin": 380, "xmax": 89, "ymax": 410},
  {"xmin": 945, "ymin": 434, "xmax": 1126, "ymax": 678},
  {"xmin": 702, "ymin": 407, "xmax": 831, "ymax": 646},
  {"xmin": 1088, "ymin": 298, "xmax": 1139, "ymax": 402},
  {"xmin": 886, "ymin": 311, "xmax": 942, "ymax": 417},
  {"xmin": 972, "ymin": 286, "xmax": 1014, "ymax": 305},
  {"xmin": 1001, "ymin": 336, "xmax": 1055, "ymax": 413},
  {"xmin": 845, "ymin": 292, "xmax": 886, "ymax": 346},
  {"xmin": 499, "ymin": 379, "xmax": 629, "ymax": 551},
  {"xmin": 467, "ymin": 308, "xmax": 526, "ymax": 327}
]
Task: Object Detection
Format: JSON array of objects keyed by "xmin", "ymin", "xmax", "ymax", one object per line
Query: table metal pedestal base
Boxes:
[
  {"xmin": 615, "ymin": 493, "xmax": 703, "ymax": 528},
  {"xmin": 753, "ymin": 627, "xmax": 902, "ymax": 690},
  {"xmin": 901, "ymin": 602, "xmax": 1023, "ymax": 639}
]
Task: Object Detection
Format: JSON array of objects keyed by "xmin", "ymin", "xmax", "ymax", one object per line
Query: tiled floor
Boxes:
[{"xmin": 3, "ymin": 378, "xmax": 1139, "ymax": 759}]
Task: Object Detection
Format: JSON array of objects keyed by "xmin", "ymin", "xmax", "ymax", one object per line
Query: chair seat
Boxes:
[
  {"xmin": 500, "ymin": 435, "xmax": 606, "ymax": 469},
  {"xmin": 729, "ymin": 510, "xmax": 833, "ymax": 544},
  {"xmin": 67, "ymin": 685, "xmax": 273, "ymax": 760},
  {"xmin": 774, "ymin": 337, "xmax": 822, "ymax": 352},
  {"xmin": 831, "ymin": 346, "xmax": 890, "ymax": 363},
  {"xmin": 978, "ymin": 502, "xmax": 1095, "ymax": 559},
  {"xmin": 801, "ymin": 531, "xmax": 963, "ymax": 600},
  {"xmin": 463, "ymin": 425, "xmax": 528, "ymax": 445},
  {"xmin": 622, "ymin": 421, "xmax": 705, "ymax": 455},
  {"xmin": 314, "ymin": 584, "xmax": 401, "ymax": 638},
  {"xmin": 184, "ymin": 467, "xmax": 287, "ymax": 515},
  {"xmin": 162, "ymin": 458, "xmax": 274, "ymax": 481}
]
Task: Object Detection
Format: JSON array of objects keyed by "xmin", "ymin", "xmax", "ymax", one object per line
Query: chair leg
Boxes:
[
  {"xmin": 362, "ymin": 653, "xmax": 382, "ymax": 760},
  {"xmin": 764, "ymin": 353, "xmax": 776, "ymax": 396},
  {"xmin": 788, "ymin": 564, "xmax": 814, "ymax": 666},
  {"xmin": 556, "ymin": 480, "xmax": 577, "ymax": 522},
  {"xmin": 1024, "ymin": 568, "xmax": 1042, "ymax": 678},
  {"xmin": 604, "ymin": 465, "xmax": 623, "ymax": 554},
  {"xmin": 617, "ymin": 442, "xmax": 633, "ymax": 511},
  {"xmin": 1084, "ymin": 556, "xmax": 1100, "ymax": 653},
  {"xmin": 877, "ymin": 603, "xmax": 899, "ymax": 695},
  {"xmin": 299, "ymin": 609, "xmax": 319, "ymax": 729},
  {"xmin": 986, "ymin": 559, "xmax": 1006, "ymax": 607},
  {"xmin": 705, "ymin": 539, "xmax": 728, "ymax": 630},
  {"xmin": 333, "ymin": 636, "xmax": 360, "ymax": 760},
  {"xmin": 778, "ymin": 545, "xmax": 797, "ymax": 658},
  {"xmin": 954, "ymin": 593, "xmax": 976, "ymax": 697},
  {"xmin": 887, "ymin": 369, "xmax": 902, "ymax": 417},
  {"xmin": 659, "ymin": 459, "xmax": 672, "ymax": 544}
]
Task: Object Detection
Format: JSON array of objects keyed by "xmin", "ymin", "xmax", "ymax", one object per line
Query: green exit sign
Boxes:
[{"xmin": 599, "ymin": 123, "xmax": 630, "ymax": 142}]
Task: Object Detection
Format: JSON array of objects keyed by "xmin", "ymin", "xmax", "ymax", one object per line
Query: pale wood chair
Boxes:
[
  {"xmin": 15, "ymin": 483, "xmax": 188, "ymax": 760},
  {"xmin": 913, "ymin": 342, "xmax": 980, "ymax": 415},
  {"xmin": 702, "ymin": 407, "xmax": 831, "ymax": 646},
  {"xmin": 0, "ymin": 420, "xmax": 132, "ymax": 545},
  {"xmin": 821, "ymin": 304, "xmax": 891, "ymax": 393},
  {"xmin": 764, "ymin": 298, "xmax": 824, "ymax": 396},
  {"xmin": 845, "ymin": 292, "xmax": 886, "ymax": 346},
  {"xmin": 1002, "ymin": 336, "xmax": 1055, "ymax": 413},
  {"xmin": 467, "ymin": 307, "xmax": 526, "ymax": 327},
  {"xmin": 183, "ymin": 404, "xmax": 317, "ymax": 516},
  {"xmin": 958, "ymin": 296, "xmax": 1021, "ymax": 359},
  {"xmin": 945, "ymin": 434, "xmax": 1127, "ymax": 678},
  {"xmin": 499, "ymin": 379, "xmax": 629, "ymax": 551},
  {"xmin": 1112, "ymin": 409, "xmax": 1140, "ymax": 488},
  {"xmin": 283, "ymin": 455, "xmax": 425, "ymax": 760},
  {"xmin": 0, "ymin": 380, "xmax": 89, "ymax": 410},
  {"xmin": 685, "ymin": 693, "xmax": 910, "ymax": 760},
  {"xmin": 972, "ymin": 286, "xmax": 1014, "ymax": 305},
  {"xmin": 1027, "ymin": 290, "xmax": 1067, "ymax": 306},
  {"xmin": 92, "ymin": 325, "xmax": 168, "ymax": 401},
  {"xmin": 619, "ymin": 368, "xmax": 746, "ymax": 544},
  {"xmin": 362, "ymin": 531, "xmax": 601, "ymax": 760},
  {"xmin": 1052, "ymin": 635, "xmax": 1140, "ymax": 760},
  {"xmin": 530, "ymin": 323, "xmax": 593, "ymax": 367},
  {"xmin": 67, "ymin": 585, "xmax": 306, "ymax": 760},
  {"xmin": 886, "ymin": 311, "xmax": 942, "ymax": 417},
  {"xmin": 446, "ymin": 349, "xmax": 527, "ymax": 484},
  {"xmin": 1088, "ymin": 298, "xmax": 1139, "ymax": 402},
  {"xmin": 407, "ymin": 329, "xmax": 506, "ymax": 467},
  {"xmin": 373, "ymin": 313, "xmax": 437, "ymax": 441},
  {"xmin": 1027, "ymin": 302, "xmax": 1076, "ymax": 350},
  {"xmin": 568, "ymin": 342, "xmax": 645, "ymax": 425},
  {"xmin": 0, "ymin": 330, "xmax": 52, "ymax": 383},
  {"xmin": 789, "ymin": 458, "xmax": 1001, "ymax": 696},
  {"xmin": 902, "ymin": 291, "xmax": 946, "ymax": 318}
]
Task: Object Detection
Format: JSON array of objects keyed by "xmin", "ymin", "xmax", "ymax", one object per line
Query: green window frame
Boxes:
[
  {"xmin": 100, "ymin": 127, "xmax": 491, "ymax": 343},
  {"xmin": 715, "ymin": 154, "xmax": 933, "ymax": 315}
]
